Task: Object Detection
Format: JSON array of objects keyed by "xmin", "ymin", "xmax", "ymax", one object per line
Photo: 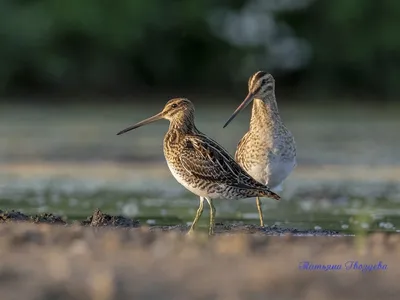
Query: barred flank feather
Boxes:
[{"xmin": 258, "ymin": 190, "xmax": 280, "ymax": 201}]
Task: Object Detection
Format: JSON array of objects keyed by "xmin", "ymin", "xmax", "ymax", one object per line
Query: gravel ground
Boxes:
[{"xmin": 0, "ymin": 209, "xmax": 398, "ymax": 300}]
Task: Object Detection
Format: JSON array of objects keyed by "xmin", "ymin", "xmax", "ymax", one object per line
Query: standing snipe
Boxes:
[
  {"xmin": 117, "ymin": 98, "xmax": 280, "ymax": 235},
  {"xmin": 223, "ymin": 71, "xmax": 297, "ymax": 227}
]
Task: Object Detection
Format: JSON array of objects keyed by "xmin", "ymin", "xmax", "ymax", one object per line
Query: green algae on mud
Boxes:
[
  {"xmin": 2, "ymin": 161, "xmax": 400, "ymax": 235},
  {"xmin": 2, "ymin": 187, "xmax": 400, "ymax": 235}
]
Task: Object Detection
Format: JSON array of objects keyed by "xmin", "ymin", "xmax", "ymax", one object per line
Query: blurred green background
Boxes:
[
  {"xmin": 0, "ymin": 0, "xmax": 399, "ymax": 98},
  {"xmin": 1, "ymin": 0, "xmax": 400, "ymax": 233}
]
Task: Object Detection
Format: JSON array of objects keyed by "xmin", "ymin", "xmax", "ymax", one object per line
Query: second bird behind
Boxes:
[{"xmin": 223, "ymin": 71, "xmax": 297, "ymax": 227}]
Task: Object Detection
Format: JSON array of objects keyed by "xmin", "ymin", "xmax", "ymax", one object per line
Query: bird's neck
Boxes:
[
  {"xmin": 165, "ymin": 114, "xmax": 199, "ymax": 150},
  {"xmin": 249, "ymin": 96, "xmax": 280, "ymax": 132},
  {"xmin": 168, "ymin": 113, "xmax": 198, "ymax": 134}
]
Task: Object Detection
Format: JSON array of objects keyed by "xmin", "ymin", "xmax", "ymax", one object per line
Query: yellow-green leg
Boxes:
[
  {"xmin": 187, "ymin": 197, "xmax": 205, "ymax": 235},
  {"xmin": 205, "ymin": 198, "xmax": 216, "ymax": 235},
  {"xmin": 256, "ymin": 197, "xmax": 265, "ymax": 227}
]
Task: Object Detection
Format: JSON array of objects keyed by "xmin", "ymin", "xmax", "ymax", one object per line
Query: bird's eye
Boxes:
[
  {"xmin": 171, "ymin": 103, "xmax": 178, "ymax": 108},
  {"xmin": 266, "ymin": 85, "xmax": 273, "ymax": 91}
]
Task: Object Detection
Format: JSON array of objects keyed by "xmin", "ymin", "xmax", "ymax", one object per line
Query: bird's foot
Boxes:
[{"xmin": 186, "ymin": 227, "xmax": 196, "ymax": 236}]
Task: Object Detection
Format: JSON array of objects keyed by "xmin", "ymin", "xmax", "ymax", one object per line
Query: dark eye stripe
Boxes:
[
  {"xmin": 253, "ymin": 86, "xmax": 261, "ymax": 94},
  {"xmin": 253, "ymin": 71, "xmax": 267, "ymax": 82}
]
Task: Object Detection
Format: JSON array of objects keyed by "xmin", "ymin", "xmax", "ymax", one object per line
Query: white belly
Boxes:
[
  {"xmin": 248, "ymin": 155, "xmax": 296, "ymax": 190},
  {"xmin": 265, "ymin": 158, "xmax": 296, "ymax": 188},
  {"xmin": 165, "ymin": 161, "xmax": 224, "ymax": 199}
]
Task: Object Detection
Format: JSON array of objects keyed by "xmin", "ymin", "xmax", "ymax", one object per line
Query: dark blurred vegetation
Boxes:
[{"xmin": 0, "ymin": 0, "xmax": 399, "ymax": 99}]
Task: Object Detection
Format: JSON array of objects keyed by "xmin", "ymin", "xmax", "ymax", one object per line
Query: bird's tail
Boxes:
[{"xmin": 258, "ymin": 189, "xmax": 281, "ymax": 201}]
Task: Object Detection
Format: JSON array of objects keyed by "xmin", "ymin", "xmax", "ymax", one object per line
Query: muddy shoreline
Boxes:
[{"xmin": 0, "ymin": 208, "xmax": 343, "ymax": 236}]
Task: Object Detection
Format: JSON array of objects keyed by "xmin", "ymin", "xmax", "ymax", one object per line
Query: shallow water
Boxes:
[
  {"xmin": 1, "ymin": 162, "xmax": 400, "ymax": 233},
  {"xmin": 1, "ymin": 100, "xmax": 400, "ymax": 233}
]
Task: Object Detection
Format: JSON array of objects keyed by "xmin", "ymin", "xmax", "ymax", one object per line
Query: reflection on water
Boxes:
[{"xmin": 1, "ymin": 101, "xmax": 400, "ymax": 232}]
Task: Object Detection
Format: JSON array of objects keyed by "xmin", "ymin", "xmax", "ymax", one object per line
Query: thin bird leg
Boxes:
[
  {"xmin": 187, "ymin": 197, "xmax": 205, "ymax": 235},
  {"xmin": 256, "ymin": 197, "xmax": 265, "ymax": 227},
  {"xmin": 205, "ymin": 198, "xmax": 216, "ymax": 235}
]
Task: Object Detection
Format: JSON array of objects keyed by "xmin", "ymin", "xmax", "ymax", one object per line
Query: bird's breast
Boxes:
[{"xmin": 237, "ymin": 138, "xmax": 296, "ymax": 188}]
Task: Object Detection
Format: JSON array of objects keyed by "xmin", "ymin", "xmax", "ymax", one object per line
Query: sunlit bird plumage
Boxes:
[
  {"xmin": 117, "ymin": 98, "xmax": 280, "ymax": 235},
  {"xmin": 223, "ymin": 72, "xmax": 297, "ymax": 227}
]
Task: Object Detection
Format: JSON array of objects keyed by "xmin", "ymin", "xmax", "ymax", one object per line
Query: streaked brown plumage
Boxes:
[
  {"xmin": 117, "ymin": 98, "xmax": 280, "ymax": 235},
  {"xmin": 223, "ymin": 72, "xmax": 297, "ymax": 227}
]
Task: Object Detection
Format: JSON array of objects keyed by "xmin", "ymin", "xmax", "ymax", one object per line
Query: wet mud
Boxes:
[
  {"xmin": 80, "ymin": 209, "xmax": 140, "ymax": 228},
  {"xmin": 0, "ymin": 209, "xmax": 339, "ymax": 236},
  {"xmin": 0, "ymin": 209, "xmax": 139, "ymax": 228}
]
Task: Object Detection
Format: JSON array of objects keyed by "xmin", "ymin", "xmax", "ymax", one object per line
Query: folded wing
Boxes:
[{"xmin": 179, "ymin": 133, "xmax": 272, "ymax": 191}]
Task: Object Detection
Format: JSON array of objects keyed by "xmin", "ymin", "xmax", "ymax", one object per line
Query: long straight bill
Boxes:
[
  {"xmin": 117, "ymin": 112, "xmax": 163, "ymax": 135},
  {"xmin": 222, "ymin": 92, "xmax": 255, "ymax": 128}
]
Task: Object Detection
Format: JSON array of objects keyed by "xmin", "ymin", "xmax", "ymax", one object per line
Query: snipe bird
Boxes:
[
  {"xmin": 223, "ymin": 71, "xmax": 297, "ymax": 227},
  {"xmin": 117, "ymin": 98, "xmax": 280, "ymax": 235}
]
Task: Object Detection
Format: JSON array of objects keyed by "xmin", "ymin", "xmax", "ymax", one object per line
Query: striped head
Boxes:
[
  {"xmin": 248, "ymin": 71, "xmax": 275, "ymax": 99},
  {"xmin": 162, "ymin": 98, "xmax": 195, "ymax": 121},
  {"xmin": 116, "ymin": 98, "xmax": 195, "ymax": 135},
  {"xmin": 223, "ymin": 71, "xmax": 275, "ymax": 128}
]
